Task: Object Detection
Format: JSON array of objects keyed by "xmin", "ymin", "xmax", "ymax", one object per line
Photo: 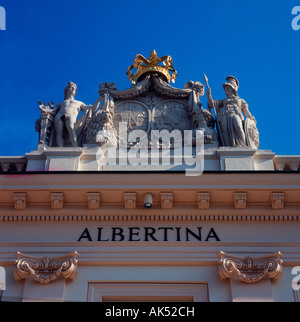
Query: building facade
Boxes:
[{"xmin": 0, "ymin": 51, "xmax": 300, "ymax": 302}]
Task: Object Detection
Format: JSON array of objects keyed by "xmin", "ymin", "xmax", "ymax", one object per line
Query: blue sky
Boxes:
[{"xmin": 0, "ymin": 0, "xmax": 299, "ymax": 156}]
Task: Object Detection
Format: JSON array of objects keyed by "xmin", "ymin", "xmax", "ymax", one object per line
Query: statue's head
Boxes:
[
  {"xmin": 64, "ymin": 81, "xmax": 77, "ymax": 99},
  {"xmin": 223, "ymin": 76, "xmax": 239, "ymax": 96}
]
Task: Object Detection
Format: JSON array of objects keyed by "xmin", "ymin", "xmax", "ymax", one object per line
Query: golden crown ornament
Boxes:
[{"xmin": 127, "ymin": 50, "xmax": 178, "ymax": 85}]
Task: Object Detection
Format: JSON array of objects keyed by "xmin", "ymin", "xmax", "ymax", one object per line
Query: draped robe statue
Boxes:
[{"xmin": 207, "ymin": 76, "xmax": 259, "ymax": 149}]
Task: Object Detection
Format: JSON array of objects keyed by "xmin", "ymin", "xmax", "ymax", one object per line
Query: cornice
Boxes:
[
  {"xmin": 1, "ymin": 172, "xmax": 300, "ymax": 190},
  {"xmin": 0, "ymin": 172, "xmax": 299, "ymax": 223}
]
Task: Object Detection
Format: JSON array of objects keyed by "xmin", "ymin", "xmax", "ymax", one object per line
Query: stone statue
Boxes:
[
  {"xmin": 206, "ymin": 76, "xmax": 259, "ymax": 149},
  {"xmin": 35, "ymin": 101, "xmax": 55, "ymax": 146},
  {"xmin": 40, "ymin": 82, "xmax": 102, "ymax": 147},
  {"xmin": 185, "ymin": 81, "xmax": 218, "ymax": 146},
  {"xmin": 85, "ymin": 82, "xmax": 117, "ymax": 146}
]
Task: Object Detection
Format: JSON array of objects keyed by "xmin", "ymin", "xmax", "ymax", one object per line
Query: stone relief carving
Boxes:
[
  {"xmin": 35, "ymin": 52, "xmax": 260, "ymax": 151},
  {"xmin": 114, "ymin": 101, "xmax": 150, "ymax": 135},
  {"xmin": 14, "ymin": 252, "xmax": 79, "ymax": 284},
  {"xmin": 217, "ymin": 251, "xmax": 283, "ymax": 284},
  {"xmin": 153, "ymin": 100, "xmax": 192, "ymax": 134}
]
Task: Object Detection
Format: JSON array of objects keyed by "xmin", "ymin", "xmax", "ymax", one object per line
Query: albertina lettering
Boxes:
[{"xmin": 78, "ymin": 226, "xmax": 221, "ymax": 242}]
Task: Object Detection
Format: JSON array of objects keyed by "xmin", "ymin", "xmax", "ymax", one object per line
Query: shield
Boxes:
[
  {"xmin": 244, "ymin": 118, "xmax": 260, "ymax": 149},
  {"xmin": 113, "ymin": 101, "xmax": 150, "ymax": 134},
  {"xmin": 153, "ymin": 100, "xmax": 192, "ymax": 133}
]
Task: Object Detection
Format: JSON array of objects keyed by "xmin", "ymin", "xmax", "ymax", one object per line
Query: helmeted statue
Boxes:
[{"xmin": 206, "ymin": 76, "xmax": 259, "ymax": 149}]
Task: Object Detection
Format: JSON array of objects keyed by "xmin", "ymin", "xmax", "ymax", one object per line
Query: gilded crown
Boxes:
[{"xmin": 127, "ymin": 50, "xmax": 178, "ymax": 85}]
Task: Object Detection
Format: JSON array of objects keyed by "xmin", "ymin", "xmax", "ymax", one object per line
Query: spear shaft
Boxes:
[
  {"xmin": 203, "ymin": 74, "xmax": 224, "ymax": 146},
  {"xmin": 203, "ymin": 74, "xmax": 217, "ymax": 117}
]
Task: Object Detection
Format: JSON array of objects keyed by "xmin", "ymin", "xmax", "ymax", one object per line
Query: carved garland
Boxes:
[
  {"xmin": 217, "ymin": 251, "xmax": 283, "ymax": 284},
  {"xmin": 14, "ymin": 252, "xmax": 79, "ymax": 284}
]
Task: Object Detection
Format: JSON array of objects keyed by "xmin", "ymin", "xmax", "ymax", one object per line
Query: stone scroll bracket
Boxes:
[
  {"xmin": 217, "ymin": 251, "xmax": 283, "ymax": 284},
  {"xmin": 14, "ymin": 251, "xmax": 79, "ymax": 285},
  {"xmin": 217, "ymin": 251, "xmax": 283, "ymax": 302}
]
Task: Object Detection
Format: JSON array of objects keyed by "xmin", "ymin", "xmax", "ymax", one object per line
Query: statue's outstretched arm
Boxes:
[{"xmin": 91, "ymin": 97, "xmax": 102, "ymax": 113}]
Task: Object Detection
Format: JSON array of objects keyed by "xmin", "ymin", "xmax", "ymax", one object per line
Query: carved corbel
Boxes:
[
  {"xmin": 233, "ymin": 192, "xmax": 247, "ymax": 209},
  {"xmin": 14, "ymin": 192, "xmax": 27, "ymax": 210},
  {"xmin": 270, "ymin": 192, "xmax": 285, "ymax": 210},
  {"xmin": 87, "ymin": 192, "xmax": 101, "ymax": 210},
  {"xmin": 15, "ymin": 164, "xmax": 25, "ymax": 172},
  {"xmin": 289, "ymin": 162, "xmax": 299, "ymax": 171},
  {"xmin": 124, "ymin": 192, "xmax": 137, "ymax": 209},
  {"xmin": 217, "ymin": 251, "xmax": 283, "ymax": 284},
  {"xmin": 0, "ymin": 163, "xmax": 10, "ymax": 172},
  {"xmin": 197, "ymin": 192, "xmax": 210, "ymax": 209},
  {"xmin": 160, "ymin": 192, "xmax": 174, "ymax": 209},
  {"xmin": 51, "ymin": 192, "xmax": 64, "ymax": 210},
  {"xmin": 14, "ymin": 252, "xmax": 79, "ymax": 284},
  {"xmin": 274, "ymin": 162, "xmax": 286, "ymax": 171}
]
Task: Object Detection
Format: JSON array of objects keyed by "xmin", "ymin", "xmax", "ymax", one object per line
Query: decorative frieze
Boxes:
[
  {"xmin": 233, "ymin": 192, "xmax": 247, "ymax": 209},
  {"xmin": 14, "ymin": 251, "xmax": 79, "ymax": 284},
  {"xmin": 217, "ymin": 251, "xmax": 283, "ymax": 284},
  {"xmin": 123, "ymin": 192, "xmax": 137, "ymax": 209},
  {"xmin": 160, "ymin": 192, "xmax": 174, "ymax": 209},
  {"xmin": 270, "ymin": 192, "xmax": 285, "ymax": 210},
  {"xmin": 87, "ymin": 192, "xmax": 101, "ymax": 210},
  {"xmin": 13, "ymin": 192, "xmax": 27, "ymax": 210},
  {"xmin": 197, "ymin": 192, "xmax": 210, "ymax": 209},
  {"xmin": 51, "ymin": 192, "xmax": 64, "ymax": 210},
  {"xmin": 0, "ymin": 213, "xmax": 299, "ymax": 223}
]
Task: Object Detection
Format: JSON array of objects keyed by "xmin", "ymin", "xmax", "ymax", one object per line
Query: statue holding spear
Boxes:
[{"xmin": 204, "ymin": 74, "xmax": 259, "ymax": 149}]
